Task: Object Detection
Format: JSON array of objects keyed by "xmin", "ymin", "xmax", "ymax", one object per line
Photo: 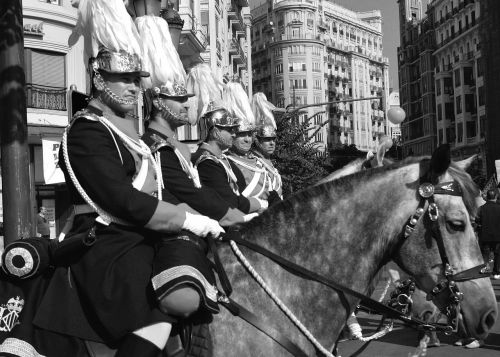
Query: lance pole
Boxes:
[{"xmin": 0, "ymin": 0, "xmax": 33, "ymax": 245}]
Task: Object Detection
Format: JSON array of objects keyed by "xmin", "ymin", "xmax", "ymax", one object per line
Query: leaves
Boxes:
[{"xmin": 272, "ymin": 110, "xmax": 328, "ymax": 196}]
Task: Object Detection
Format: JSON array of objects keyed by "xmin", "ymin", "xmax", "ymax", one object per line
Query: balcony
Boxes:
[
  {"xmin": 26, "ymin": 84, "xmax": 66, "ymax": 111},
  {"xmin": 179, "ymin": 13, "xmax": 208, "ymax": 57},
  {"xmin": 230, "ymin": 38, "xmax": 246, "ymax": 65}
]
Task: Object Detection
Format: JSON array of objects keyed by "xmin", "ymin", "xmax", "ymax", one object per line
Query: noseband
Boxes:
[{"xmin": 403, "ymin": 180, "xmax": 490, "ymax": 333}]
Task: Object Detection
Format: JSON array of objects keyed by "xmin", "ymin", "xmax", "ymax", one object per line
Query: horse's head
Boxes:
[{"xmin": 393, "ymin": 145, "xmax": 497, "ymax": 339}]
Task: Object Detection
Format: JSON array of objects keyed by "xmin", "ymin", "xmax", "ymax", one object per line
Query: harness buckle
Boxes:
[
  {"xmin": 428, "ymin": 202, "xmax": 439, "ymax": 221},
  {"xmin": 418, "ymin": 183, "xmax": 435, "ymax": 198}
]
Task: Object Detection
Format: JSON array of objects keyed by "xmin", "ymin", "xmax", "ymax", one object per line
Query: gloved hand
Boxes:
[
  {"xmin": 256, "ymin": 198, "xmax": 268, "ymax": 213},
  {"xmin": 243, "ymin": 213, "xmax": 259, "ymax": 222},
  {"xmin": 182, "ymin": 212, "xmax": 225, "ymax": 238}
]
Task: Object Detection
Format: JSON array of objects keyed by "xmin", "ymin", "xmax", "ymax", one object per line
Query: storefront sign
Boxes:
[
  {"xmin": 23, "ymin": 22, "xmax": 44, "ymax": 36},
  {"xmin": 42, "ymin": 137, "xmax": 65, "ymax": 184}
]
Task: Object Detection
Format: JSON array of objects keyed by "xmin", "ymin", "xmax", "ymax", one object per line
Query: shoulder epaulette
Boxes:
[
  {"xmin": 72, "ymin": 108, "xmax": 100, "ymax": 122},
  {"xmin": 195, "ymin": 152, "xmax": 220, "ymax": 167},
  {"xmin": 148, "ymin": 133, "xmax": 175, "ymax": 154}
]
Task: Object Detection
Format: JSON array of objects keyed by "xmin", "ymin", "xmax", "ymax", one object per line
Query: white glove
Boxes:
[
  {"xmin": 182, "ymin": 212, "xmax": 225, "ymax": 238},
  {"xmin": 243, "ymin": 213, "xmax": 259, "ymax": 222},
  {"xmin": 257, "ymin": 198, "xmax": 268, "ymax": 210}
]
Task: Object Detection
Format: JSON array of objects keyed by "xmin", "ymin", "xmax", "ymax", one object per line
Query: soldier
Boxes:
[
  {"xmin": 0, "ymin": 1, "xmax": 223, "ymax": 356},
  {"xmin": 189, "ymin": 65, "xmax": 267, "ymax": 215},
  {"xmin": 251, "ymin": 92, "xmax": 283, "ymax": 200},
  {"xmin": 224, "ymin": 83, "xmax": 280, "ymax": 205},
  {"xmin": 137, "ymin": 16, "xmax": 247, "ymax": 353}
]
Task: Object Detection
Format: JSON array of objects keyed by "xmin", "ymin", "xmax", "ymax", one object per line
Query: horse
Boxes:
[{"xmin": 209, "ymin": 146, "xmax": 497, "ymax": 357}]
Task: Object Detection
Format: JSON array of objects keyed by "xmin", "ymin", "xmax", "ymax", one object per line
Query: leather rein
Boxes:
[{"xmin": 209, "ymin": 180, "xmax": 490, "ymax": 356}]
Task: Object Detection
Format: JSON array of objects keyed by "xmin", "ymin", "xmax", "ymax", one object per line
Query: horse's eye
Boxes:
[{"xmin": 446, "ymin": 220, "xmax": 466, "ymax": 232}]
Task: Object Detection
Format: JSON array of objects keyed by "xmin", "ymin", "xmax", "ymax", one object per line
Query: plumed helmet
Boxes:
[
  {"xmin": 136, "ymin": 15, "xmax": 193, "ymax": 99},
  {"xmin": 71, "ymin": 0, "xmax": 149, "ymax": 77},
  {"xmin": 252, "ymin": 92, "xmax": 277, "ymax": 138},
  {"xmin": 223, "ymin": 81, "xmax": 255, "ymax": 133},
  {"xmin": 186, "ymin": 64, "xmax": 238, "ymax": 138}
]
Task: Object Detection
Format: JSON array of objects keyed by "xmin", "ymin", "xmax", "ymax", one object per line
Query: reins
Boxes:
[{"xmin": 208, "ymin": 175, "xmax": 491, "ymax": 356}]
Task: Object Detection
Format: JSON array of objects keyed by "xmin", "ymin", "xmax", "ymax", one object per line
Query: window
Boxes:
[
  {"xmin": 275, "ymin": 64, "xmax": 283, "ymax": 74},
  {"xmin": 436, "ymin": 79, "xmax": 441, "ymax": 96},
  {"xmin": 478, "ymin": 86, "xmax": 485, "ymax": 106},
  {"xmin": 463, "ymin": 67, "xmax": 474, "ymax": 86},
  {"xmin": 466, "ymin": 121, "xmax": 476, "ymax": 138},
  {"xmin": 24, "ymin": 48, "xmax": 66, "ymax": 110},
  {"xmin": 439, "ymin": 128, "xmax": 443, "ymax": 144},
  {"xmin": 465, "ymin": 93, "xmax": 476, "ymax": 113},
  {"xmin": 456, "ymin": 95, "xmax": 462, "ymax": 114},
  {"xmin": 437, "ymin": 103, "xmax": 443, "ymax": 121},
  {"xmin": 457, "ymin": 122, "xmax": 463, "ymax": 142},
  {"xmin": 454, "ymin": 69, "xmax": 461, "ymax": 87},
  {"xmin": 444, "ymin": 77, "xmax": 453, "ymax": 94}
]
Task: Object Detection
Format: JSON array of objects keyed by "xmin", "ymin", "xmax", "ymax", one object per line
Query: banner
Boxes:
[
  {"xmin": 481, "ymin": 174, "xmax": 499, "ymax": 200},
  {"xmin": 42, "ymin": 137, "xmax": 65, "ymax": 184}
]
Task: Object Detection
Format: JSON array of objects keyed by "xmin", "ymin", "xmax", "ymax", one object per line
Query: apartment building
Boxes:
[
  {"xmin": 430, "ymin": 0, "xmax": 483, "ymax": 162},
  {"xmin": 0, "ymin": 0, "xmax": 86, "ymax": 237},
  {"xmin": 398, "ymin": 0, "xmax": 483, "ymax": 161},
  {"xmin": 176, "ymin": 0, "xmax": 252, "ymax": 141},
  {"xmin": 251, "ymin": 0, "xmax": 391, "ymax": 153},
  {"xmin": 398, "ymin": 0, "xmax": 436, "ymax": 157}
]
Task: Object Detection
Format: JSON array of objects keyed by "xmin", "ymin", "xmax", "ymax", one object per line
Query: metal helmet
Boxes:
[{"xmin": 252, "ymin": 92, "xmax": 277, "ymax": 138}]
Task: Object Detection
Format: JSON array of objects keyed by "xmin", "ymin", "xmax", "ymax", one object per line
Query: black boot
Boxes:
[{"xmin": 114, "ymin": 333, "xmax": 162, "ymax": 357}]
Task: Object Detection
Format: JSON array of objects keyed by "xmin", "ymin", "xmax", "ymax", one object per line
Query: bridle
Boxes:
[
  {"xmin": 208, "ymin": 177, "xmax": 491, "ymax": 356},
  {"xmin": 402, "ymin": 180, "xmax": 491, "ymax": 333}
]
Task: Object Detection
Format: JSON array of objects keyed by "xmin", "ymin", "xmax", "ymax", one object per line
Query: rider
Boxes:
[
  {"xmin": 224, "ymin": 83, "xmax": 281, "ymax": 206},
  {"xmin": 0, "ymin": 2, "xmax": 223, "ymax": 356},
  {"xmin": 137, "ymin": 14, "xmax": 246, "ymax": 334},
  {"xmin": 251, "ymin": 92, "xmax": 283, "ymax": 200},
  {"xmin": 189, "ymin": 65, "xmax": 267, "ymax": 214}
]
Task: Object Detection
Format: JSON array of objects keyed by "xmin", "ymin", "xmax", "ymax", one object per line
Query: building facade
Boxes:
[
  {"xmin": 0, "ymin": 0, "xmax": 86, "ymax": 238},
  {"xmin": 430, "ymin": 0, "xmax": 483, "ymax": 163},
  {"xmin": 397, "ymin": 0, "xmax": 436, "ymax": 157},
  {"xmin": 480, "ymin": 0, "xmax": 500, "ymax": 178},
  {"xmin": 176, "ymin": 0, "xmax": 252, "ymax": 141},
  {"xmin": 251, "ymin": 0, "xmax": 391, "ymax": 153},
  {"xmin": 398, "ymin": 0, "xmax": 483, "ymax": 162}
]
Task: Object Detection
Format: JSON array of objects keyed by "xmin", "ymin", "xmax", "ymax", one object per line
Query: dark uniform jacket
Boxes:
[
  {"xmin": 192, "ymin": 145, "xmax": 251, "ymax": 213},
  {"xmin": 477, "ymin": 201, "xmax": 500, "ymax": 243},
  {"xmin": 142, "ymin": 128, "xmax": 231, "ymax": 220}
]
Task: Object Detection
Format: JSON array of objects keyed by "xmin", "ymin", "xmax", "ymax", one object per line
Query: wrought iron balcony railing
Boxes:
[{"xmin": 26, "ymin": 83, "xmax": 66, "ymax": 111}]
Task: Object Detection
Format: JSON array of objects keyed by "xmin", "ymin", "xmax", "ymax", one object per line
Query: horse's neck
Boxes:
[{"xmin": 249, "ymin": 163, "xmax": 419, "ymax": 294}]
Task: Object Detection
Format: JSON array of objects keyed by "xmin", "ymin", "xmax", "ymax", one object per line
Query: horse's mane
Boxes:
[
  {"xmin": 244, "ymin": 156, "xmax": 480, "ymax": 231},
  {"xmin": 448, "ymin": 162, "xmax": 481, "ymax": 217}
]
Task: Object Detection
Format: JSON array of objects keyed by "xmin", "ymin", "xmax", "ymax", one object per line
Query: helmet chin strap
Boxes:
[
  {"xmin": 154, "ymin": 99, "xmax": 187, "ymax": 125},
  {"xmin": 94, "ymin": 71, "xmax": 139, "ymax": 106}
]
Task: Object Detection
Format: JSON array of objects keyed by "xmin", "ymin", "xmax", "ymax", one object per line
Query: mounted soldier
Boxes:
[
  {"xmin": 137, "ymin": 15, "xmax": 250, "ymax": 355},
  {"xmin": 251, "ymin": 92, "xmax": 283, "ymax": 201},
  {"xmin": 189, "ymin": 65, "xmax": 266, "ymax": 215},
  {"xmin": 224, "ymin": 83, "xmax": 281, "ymax": 206},
  {"xmin": 0, "ymin": 1, "xmax": 223, "ymax": 356}
]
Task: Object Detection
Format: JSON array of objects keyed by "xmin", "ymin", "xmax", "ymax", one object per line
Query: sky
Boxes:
[{"xmin": 333, "ymin": 0, "xmax": 401, "ymax": 90}]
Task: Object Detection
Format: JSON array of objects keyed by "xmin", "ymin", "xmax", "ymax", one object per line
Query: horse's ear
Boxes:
[
  {"xmin": 428, "ymin": 144, "xmax": 451, "ymax": 181},
  {"xmin": 454, "ymin": 154, "xmax": 477, "ymax": 171}
]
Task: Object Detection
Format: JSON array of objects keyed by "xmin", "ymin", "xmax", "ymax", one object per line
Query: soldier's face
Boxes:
[
  {"xmin": 159, "ymin": 97, "xmax": 191, "ymax": 126},
  {"xmin": 100, "ymin": 72, "xmax": 141, "ymax": 113},
  {"xmin": 256, "ymin": 137, "xmax": 276, "ymax": 157},
  {"xmin": 214, "ymin": 127, "xmax": 235, "ymax": 149},
  {"xmin": 232, "ymin": 131, "xmax": 253, "ymax": 154}
]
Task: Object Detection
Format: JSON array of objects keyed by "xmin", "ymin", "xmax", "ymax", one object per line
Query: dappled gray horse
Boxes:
[{"xmin": 210, "ymin": 147, "xmax": 497, "ymax": 357}]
